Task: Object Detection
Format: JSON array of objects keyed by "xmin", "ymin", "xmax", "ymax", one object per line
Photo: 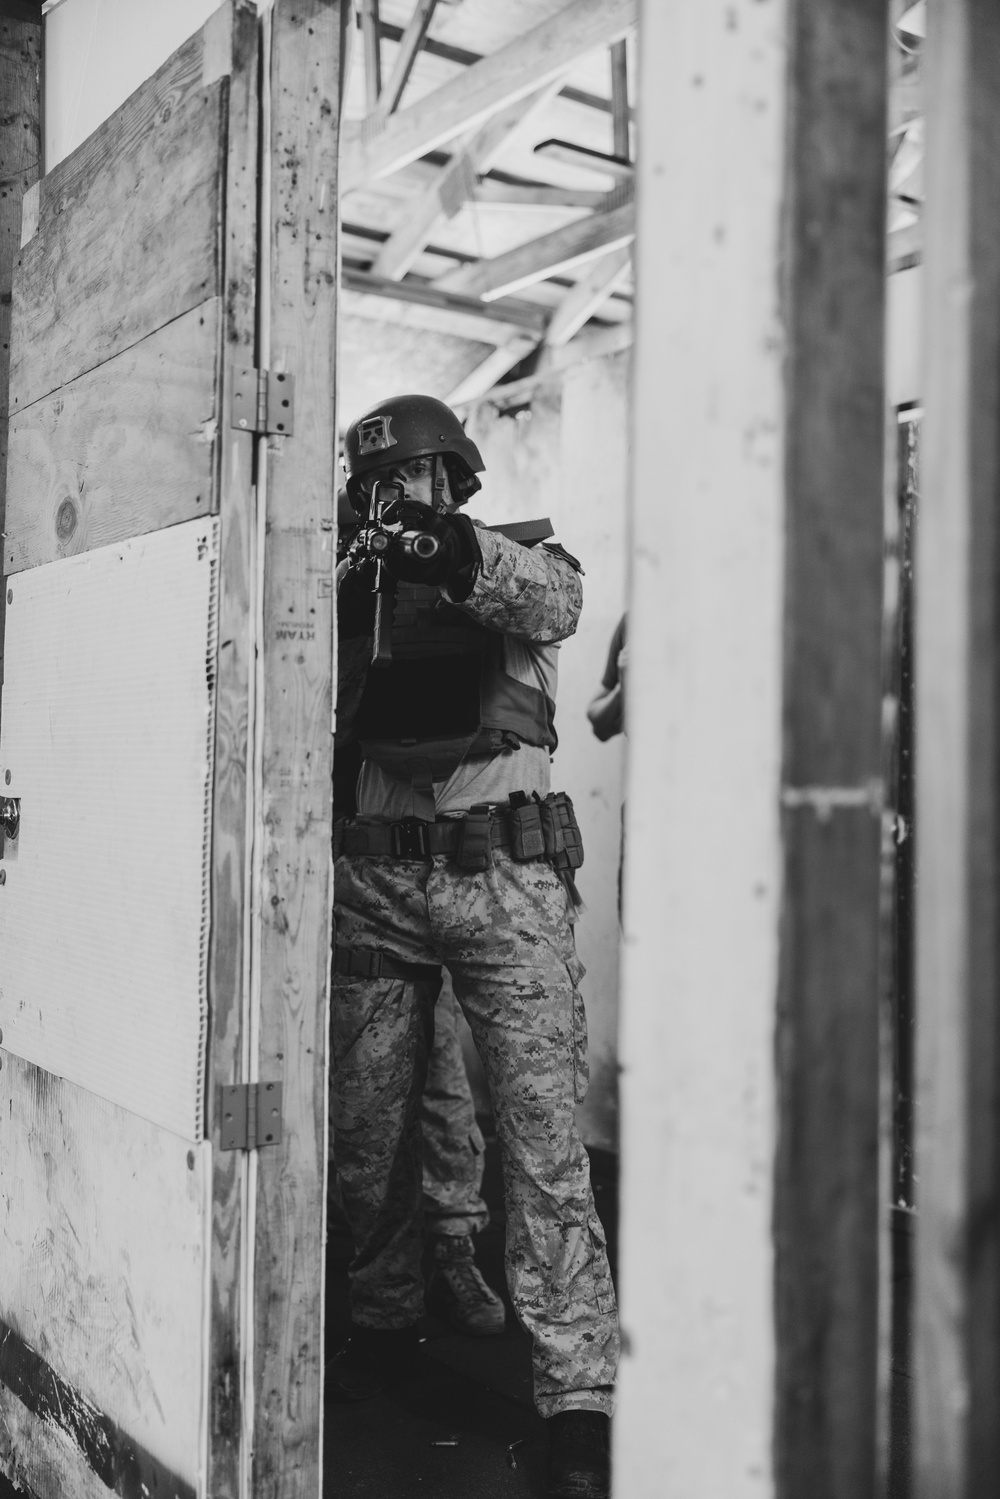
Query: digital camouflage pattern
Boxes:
[
  {"xmin": 331, "ymin": 849, "xmax": 619, "ymax": 1417},
  {"xmin": 422, "ymin": 983, "xmax": 490, "ymax": 1240},
  {"xmin": 455, "ymin": 525, "xmax": 583, "ymax": 642}
]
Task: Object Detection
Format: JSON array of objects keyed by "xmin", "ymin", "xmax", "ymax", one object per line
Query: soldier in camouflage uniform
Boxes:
[{"xmin": 330, "ymin": 395, "xmax": 618, "ymax": 1499}]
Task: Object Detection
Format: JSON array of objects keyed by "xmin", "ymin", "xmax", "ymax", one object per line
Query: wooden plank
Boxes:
[
  {"xmin": 372, "ymin": 83, "xmax": 562, "ymax": 282},
  {"xmin": 914, "ymin": 1, "xmax": 1000, "ymax": 1493},
  {"xmin": 4, "ymin": 299, "xmax": 219, "ymax": 574},
  {"xmin": 375, "ymin": 0, "xmax": 439, "ymax": 119},
  {"xmin": 0, "ymin": 2, "xmax": 41, "ymax": 728},
  {"xmin": 772, "ymin": 1, "xmax": 887, "ymax": 1492},
  {"xmin": 376, "ymin": 17, "xmax": 631, "ymax": 121},
  {"xmin": 474, "ymin": 179, "xmax": 608, "ymax": 210},
  {"xmin": 342, "ymin": 283, "xmax": 518, "ymax": 346},
  {"xmin": 11, "ymin": 76, "xmax": 227, "ymax": 411},
  {"xmin": 203, "ymin": 6, "xmax": 260, "ymax": 1497},
  {"xmin": 615, "ymin": 1, "xmax": 886, "ymax": 1494},
  {"xmin": 610, "ymin": 38, "xmax": 629, "ymax": 159},
  {"xmin": 544, "ymin": 244, "xmax": 631, "ymax": 346},
  {"xmin": 342, "ymin": 265, "xmax": 549, "ymax": 334},
  {"xmin": 0, "ymin": 1054, "xmax": 210, "ymax": 1490},
  {"xmin": 340, "ymin": 0, "xmax": 637, "ymax": 192},
  {"xmin": 251, "ymin": 2, "xmax": 339, "ymax": 1491},
  {"xmin": 437, "ymin": 199, "xmax": 634, "ymax": 301},
  {"xmin": 445, "ymin": 333, "xmax": 538, "ymax": 403},
  {"xmin": 361, "ymin": 0, "xmax": 382, "ymax": 113}
]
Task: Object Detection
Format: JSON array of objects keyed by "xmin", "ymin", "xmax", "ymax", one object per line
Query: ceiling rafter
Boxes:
[
  {"xmin": 341, "ymin": 0, "xmax": 638, "ymax": 192},
  {"xmin": 436, "ymin": 195, "xmax": 635, "ymax": 301},
  {"xmin": 543, "ymin": 244, "xmax": 632, "ymax": 347},
  {"xmin": 372, "ymin": 80, "xmax": 565, "ymax": 282}
]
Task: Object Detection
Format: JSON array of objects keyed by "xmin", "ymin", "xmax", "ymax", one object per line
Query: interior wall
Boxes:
[
  {"xmin": 465, "ymin": 349, "xmax": 629, "ymax": 1152},
  {"xmin": 44, "ymin": 0, "xmax": 228, "ymax": 168}
]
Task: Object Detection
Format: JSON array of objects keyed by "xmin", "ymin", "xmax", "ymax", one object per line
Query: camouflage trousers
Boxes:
[
  {"xmin": 422, "ymin": 982, "xmax": 490, "ymax": 1240},
  {"xmin": 331, "ymin": 849, "xmax": 620, "ymax": 1417}
]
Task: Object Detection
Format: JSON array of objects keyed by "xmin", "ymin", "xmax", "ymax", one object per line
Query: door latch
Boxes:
[
  {"xmin": 219, "ymin": 1081, "xmax": 282, "ymax": 1151},
  {"xmin": 231, "ymin": 367, "xmax": 295, "ymax": 435}
]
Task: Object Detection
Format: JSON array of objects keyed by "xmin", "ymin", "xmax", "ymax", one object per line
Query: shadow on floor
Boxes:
[{"xmin": 324, "ymin": 1123, "xmax": 618, "ymax": 1499}]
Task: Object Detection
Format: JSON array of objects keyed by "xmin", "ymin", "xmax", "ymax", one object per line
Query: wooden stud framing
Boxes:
[
  {"xmin": 616, "ymin": 0, "xmax": 886, "ymax": 1493},
  {"xmin": 340, "ymin": 0, "xmax": 637, "ymax": 191},
  {"xmin": 437, "ymin": 198, "xmax": 634, "ymax": 301},
  {"xmin": 205, "ymin": 5, "xmax": 260, "ymax": 1494},
  {"xmin": 250, "ymin": 1, "xmax": 340, "ymax": 1490},
  {"xmin": 914, "ymin": 2, "xmax": 1000, "ymax": 1493},
  {"xmin": 0, "ymin": 0, "xmax": 41, "ymax": 723}
]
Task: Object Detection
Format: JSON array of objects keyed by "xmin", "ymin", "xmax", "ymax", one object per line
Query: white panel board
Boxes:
[
  {"xmin": 0, "ymin": 519, "xmax": 218, "ymax": 1139},
  {"xmin": 0, "ymin": 1053, "xmax": 210, "ymax": 1491}
]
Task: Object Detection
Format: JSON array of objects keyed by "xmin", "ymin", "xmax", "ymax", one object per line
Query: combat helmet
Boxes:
[{"xmin": 343, "ymin": 393, "xmax": 485, "ymax": 512}]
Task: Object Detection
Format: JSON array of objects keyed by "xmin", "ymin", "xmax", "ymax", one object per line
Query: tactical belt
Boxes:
[
  {"xmin": 333, "ymin": 793, "xmax": 584, "ymax": 875},
  {"xmin": 335, "ymin": 814, "xmax": 511, "ymax": 860}
]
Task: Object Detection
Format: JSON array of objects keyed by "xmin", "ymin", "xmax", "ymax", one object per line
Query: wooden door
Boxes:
[{"xmin": 0, "ymin": 4, "xmax": 339, "ymax": 1496}]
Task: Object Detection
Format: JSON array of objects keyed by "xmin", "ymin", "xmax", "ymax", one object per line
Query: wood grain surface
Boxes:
[
  {"xmin": 0, "ymin": 1053, "xmax": 210, "ymax": 1488},
  {"xmin": 5, "ymin": 299, "xmax": 220, "ymax": 573},
  {"xmin": 203, "ymin": 6, "xmax": 260, "ymax": 1496},
  {"xmin": 914, "ymin": 3, "xmax": 1000, "ymax": 1494},
  {"xmin": 11, "ymin": 75, "xmax": 227, "ymax": 411},
  {"xmin": 773, "ymin": 4, "xmax": 888, "ymax": 1495},
  {"xmin": 252, "ymin": 2, "xmax": 340, "ymax": 1492},
  {"xmin": 0, "ymin": 4, "xmax": 41, "ymax": 730}
]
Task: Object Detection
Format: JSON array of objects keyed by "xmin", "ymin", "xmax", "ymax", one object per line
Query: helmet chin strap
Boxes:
[{"xmin": 432, "ymin": 453, "xmax": 448, "ymax": 512}]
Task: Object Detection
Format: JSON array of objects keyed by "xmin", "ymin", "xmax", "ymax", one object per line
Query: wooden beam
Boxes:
[
  {"xmin": 543, "ymin": 244, "xmax": 630, "ymax": 346},
  {"xmin": 341, "ymin": 266, "xmax": 548, "ymax": 335},
  {"xmin": 914, "ymin": 0, "xmax": 1000, "ymax": 1492},
  {"xmin": 340, "ymin": 0, "xmax": 637, "ymax": 192},
  {"xmin": 610, "ymin": 38, "xmax": 629, "ymax": 159},
  {"xmin": 436, "ymin": 198, "xmax": 634, "ymax": 301},
  {"xmin": 451, "ymin": 320, "xmax": 633, "ymax": 412},
  {"xmin": 0, "ymin": 0, "xmax": 41, "ymax": 723},
  {"xmin": 376, "ymin": 18, "xmax": 633, "ymax": 121},
  {"xmin": 372, "ymin": 82, "xmax": 561, "ymax": 282},
  {"xmin": 374, "ymin": 0, "xmax": 438, "ymax": 119},
  {"xmin": 252, "ymin": 2, "xmax": 340, "ymax": 1491},
  {"xmin": 616, "ymin": 0, "xmax": 886, "ymax": 1493},
  {"xmin": 474, "ymin": 179, "xmax": 608, "ymax": 210},
  {"xmin": 445, "ymin": 334, "xmax": 538, "ymax": 404},
  {"xmin": 360, "ymin": 0, "xmax": 381, "ymax": 113}
]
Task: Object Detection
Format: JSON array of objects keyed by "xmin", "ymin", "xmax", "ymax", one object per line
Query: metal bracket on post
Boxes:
[
  {"xmin": 231, "ymin": 367, "xmax": 295, "ymax": 435},
  {"xmin": 219, "ymin": 1081, "xmax": 283, "ymax": 1151}
]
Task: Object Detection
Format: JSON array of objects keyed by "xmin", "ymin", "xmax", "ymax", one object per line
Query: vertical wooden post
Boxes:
[
  {"xmin": 252, "ymin": 1, "xmax": 341, "ymax": 1493},
  {"xmin": 914, "ymin": 3, "xmax": 1000, "ymax": 1494},
  {"xmin": 617, "ymin": 1, "xmax": 887, "ymax": 1494},
  {"xmin": 0, "ymin": 0, "xmax": 41, "ymax": 724}
]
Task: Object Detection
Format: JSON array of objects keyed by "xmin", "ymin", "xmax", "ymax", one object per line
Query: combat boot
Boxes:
[
  {"xmin": 545, "ymin": 1410, "xmax": 611, "ymax": 1498},
  {"xmin": 425, "ymin": 1234, "xmax": 506, "ymax": 1336},
  {"xmin": 326, "ymin": 1324, "xmax": 421, "ymax": 1402}
]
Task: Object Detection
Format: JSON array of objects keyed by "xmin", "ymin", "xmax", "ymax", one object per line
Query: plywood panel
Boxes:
[
  {"xmin": 0, "ymin": 1054, "xmax": 209, "ymax": 1492},
  {"xmin": 5, "ymin": 299, "xmax": 220, "ymax": 575},
  {"xmin": 0, "ymin": 520, "xmax": 218, "ymax": 1139},
  {"xmin": 11, "ymin": 77, "xmax": 227, "ymax": 412}
]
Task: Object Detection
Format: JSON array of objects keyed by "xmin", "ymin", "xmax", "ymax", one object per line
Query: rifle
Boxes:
[{"xmin": 351, "ymin": 479, "xmax": 442, "ymax": 668}]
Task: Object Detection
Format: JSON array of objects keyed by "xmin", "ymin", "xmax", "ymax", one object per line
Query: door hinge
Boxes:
[
  {"xmin": 220, "ymin": 1081, "xmax": 283, "ymax": 1151},
  {"xmin": 231, "ymin": 367, "xmax": 295, "ymax": 436}
]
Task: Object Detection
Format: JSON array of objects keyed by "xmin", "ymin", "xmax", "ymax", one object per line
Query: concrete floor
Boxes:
[{"xmin": 323, "ymin": 1126, "xmax": 619, "ymax": 1499}]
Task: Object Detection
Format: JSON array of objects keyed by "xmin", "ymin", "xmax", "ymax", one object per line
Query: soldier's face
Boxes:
[{"xmin": 364, "ymin": 456, "xmax": 456, "ymax": 512}]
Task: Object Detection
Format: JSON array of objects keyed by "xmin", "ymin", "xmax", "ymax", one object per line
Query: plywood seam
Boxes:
[{"xmin": 8, "ymin": 293, "xmax": 225, "ymax": 428}]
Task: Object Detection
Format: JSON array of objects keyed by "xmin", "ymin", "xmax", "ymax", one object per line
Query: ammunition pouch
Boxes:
[{"xmin": 333, "ymin": 791, "xmax": 584, "ymax": 873}]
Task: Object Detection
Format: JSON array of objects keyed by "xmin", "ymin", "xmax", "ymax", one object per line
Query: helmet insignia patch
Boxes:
[{"xmin": 358, "ymin": 414, "xmax": 397, "ymax": 454}]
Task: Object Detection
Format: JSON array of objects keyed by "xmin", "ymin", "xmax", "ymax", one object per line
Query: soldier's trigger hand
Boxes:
[{"xmin": 382, "ymin": 512, "xmax": 482, "ymax": 596}]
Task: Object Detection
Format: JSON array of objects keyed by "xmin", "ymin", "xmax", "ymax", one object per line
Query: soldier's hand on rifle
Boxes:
[{"xmin": 381, "ymin": 505, "xmax": 482, "ymax": 595}]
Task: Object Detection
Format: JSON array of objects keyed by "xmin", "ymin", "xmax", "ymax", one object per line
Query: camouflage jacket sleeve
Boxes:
[{"xmin": 447, "ymin": 526, "xmax": 583, "ymax": 644}]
